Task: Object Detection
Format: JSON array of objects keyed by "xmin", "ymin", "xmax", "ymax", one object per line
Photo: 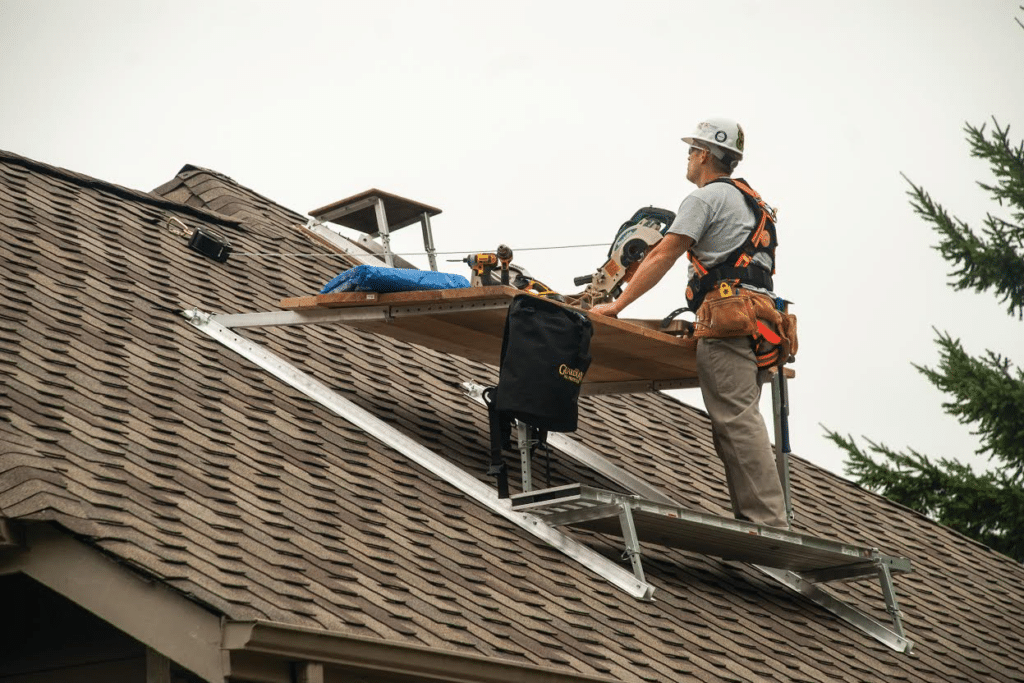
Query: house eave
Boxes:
[
  {"xmin": 0, "ymin": 522, "xmax": 616, "ymax": 683},
  {"xmin": 222, "ymin": 620, "xmax": 619, "ymax": 683},
  {"xmin": 0, "ymin": 522, "xmax": 225, "ymax": 682}
]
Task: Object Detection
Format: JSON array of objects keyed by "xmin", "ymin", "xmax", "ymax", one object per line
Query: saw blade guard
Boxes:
[{"xmin": 570, "ymin": 206, "xmax": 676, "ymax": 309}]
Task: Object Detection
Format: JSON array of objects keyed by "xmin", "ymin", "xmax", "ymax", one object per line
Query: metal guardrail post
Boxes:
[
  {"xmin": 770, "ymin": 370, "xmax": 793, "ymax": 525},
  {"xmin": 372, "ymin": 198, "xmax": 394, "ymax": 267},
  {"xmin": 420, "ymin": 212, "xmax": 438, "ymax": 271},
  {"xmin": 517, "ymin": 422, "xmax": 534, "ymax": 493}
]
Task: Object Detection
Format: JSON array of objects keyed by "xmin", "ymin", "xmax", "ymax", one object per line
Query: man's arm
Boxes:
[{"xmin": 589, "ymin": 233, "xmax": 694, "ymax": 317}]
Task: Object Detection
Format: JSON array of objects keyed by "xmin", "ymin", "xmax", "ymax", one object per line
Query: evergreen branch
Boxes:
[
  {"xmin": 967, "ymin": 120, "xmax": 1024, "ymax": 225},
  {"xmin": 836, "ymin": 108, "xmax": 1024, "ymax": 563},
  {"xmin": 825, "ymin": 428, "xmax": 1024, "ymax": 561},
  {"xmin": 902, "ymin": 120, "xmax": 1024, "ymax": 318},
  {"xmin": 913, "ymin": 330, "xmax": 1024, "ymax": 479}
]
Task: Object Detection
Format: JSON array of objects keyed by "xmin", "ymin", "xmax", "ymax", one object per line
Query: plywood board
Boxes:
[{"xmin": 280, "ymin": 287, "xmax": 699, "ymax": 388}]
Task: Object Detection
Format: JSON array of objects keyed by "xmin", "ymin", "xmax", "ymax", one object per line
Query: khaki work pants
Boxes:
[{"xmin": 697, "ymin": 336, "xmax": 788, "ymax": 528}]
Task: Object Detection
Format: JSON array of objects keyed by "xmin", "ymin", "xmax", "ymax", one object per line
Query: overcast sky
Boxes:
[{"xmin": 3, "ymin": 1, "xmax": 1022, "ymax": 482}]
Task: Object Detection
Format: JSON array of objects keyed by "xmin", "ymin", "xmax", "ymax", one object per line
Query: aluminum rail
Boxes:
[
  {"xmin": 211, "ymin": 299, "xmax": 513, "ymax": 329},
  {"xmin": 181, "ymin": 309, "xmax": 654, "ymax": 601}
]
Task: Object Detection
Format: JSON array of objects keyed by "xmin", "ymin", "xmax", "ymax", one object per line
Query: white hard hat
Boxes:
[{"xmin": 682, "ymin": 117, "xmax": 745, "ymax": 159}]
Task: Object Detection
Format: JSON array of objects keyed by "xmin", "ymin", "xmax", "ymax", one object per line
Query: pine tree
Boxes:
[{"xmin": 825, "ymin": 119, "xmax": 1024, "ymax": 562}]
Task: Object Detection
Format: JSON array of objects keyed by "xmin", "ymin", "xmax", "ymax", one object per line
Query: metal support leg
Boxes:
[
  {"xmin": 878, "ymin": 561, "xmax": 906, "ymax": 638},
  {"xmin": 517, "ymin": 422, "xmax": 535, "ymax": 493},
  {"xmin": 372, "ymin": 198, "xmax": 394, "ymax": 267},
  {"xmin": 755, "ymin": 565, "xmax": 913, "ymax": 653},
  {"xmin": 770, "ymin": 370, "xmax": 793, "ymax": 525},
  {"xmin": 617, "ymin": 504, "xmax": 646, "ymax": 583},
  {"xmin": 420, "ymin": 212, "xmax": 438, "ymax": 272}
]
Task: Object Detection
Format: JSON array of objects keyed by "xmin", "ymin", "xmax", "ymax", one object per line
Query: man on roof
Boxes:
[{"xmin": 590, "ymin": 117, "xmax": 790, "ymax": 529}]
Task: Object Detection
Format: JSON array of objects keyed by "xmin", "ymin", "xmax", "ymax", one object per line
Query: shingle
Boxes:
[{"xmin": 3, "ymin": 148, "xmax": 1024, "ymax": 682}]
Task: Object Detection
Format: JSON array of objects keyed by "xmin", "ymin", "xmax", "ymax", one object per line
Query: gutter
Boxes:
[{"xmin": 222, "ymin": 620, "xmax": 620, "ymax": 683}]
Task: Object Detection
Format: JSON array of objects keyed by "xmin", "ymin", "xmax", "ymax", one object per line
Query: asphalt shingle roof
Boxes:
[{"xmin": 1, "ymin": 149, "xmax": 1023, "ymax": 682}]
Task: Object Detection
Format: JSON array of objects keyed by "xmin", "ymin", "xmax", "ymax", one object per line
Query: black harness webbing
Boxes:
[
  {"xmin": 482, "ymin": 387, "xmax": 510, "ymax": 499},
  {"xmin": 686, "ymin": 177, "xmax": 777, "ymax": 311}
]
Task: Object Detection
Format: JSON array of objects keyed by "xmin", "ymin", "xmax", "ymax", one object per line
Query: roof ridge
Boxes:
[
  {"xmin": 0, "ymin": 149, "xmax": 240, "ymax": 228},
  {"xmin": 153, "ymin": 163, "xmax": 307, "ymax": 227}
]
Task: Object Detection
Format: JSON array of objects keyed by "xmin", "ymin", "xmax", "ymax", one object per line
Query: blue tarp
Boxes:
[{"xmin": 320, "ymin": 265, "xmax": 470, "ymax": 295}]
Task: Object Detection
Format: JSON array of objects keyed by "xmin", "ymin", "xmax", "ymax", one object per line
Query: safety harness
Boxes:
[{"xmin": 684, "ymin": 177, "xmax": 778, "ymax": 312}]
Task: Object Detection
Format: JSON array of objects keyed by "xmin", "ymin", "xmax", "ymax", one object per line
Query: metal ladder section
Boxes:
[{"xmin": 461, "ymin": 381, "xmax": 914, "ymax": 654}]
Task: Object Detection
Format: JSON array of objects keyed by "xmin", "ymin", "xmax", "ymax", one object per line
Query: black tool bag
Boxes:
[{"xmin": 484, "ymin": 294, "xmax": 593, "ymax": 497}]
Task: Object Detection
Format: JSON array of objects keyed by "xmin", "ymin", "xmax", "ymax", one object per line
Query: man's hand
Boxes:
[
  {"xmin": 586, "ymin": 234, "xmax": 694, "ymax": 320},
  {"xmin": 589, "ymin": 303, "xmax": 619, "ymax": 317}
]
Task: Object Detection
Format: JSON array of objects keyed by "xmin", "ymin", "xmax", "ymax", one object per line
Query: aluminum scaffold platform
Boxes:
[
  {"xmin": 509, "ymin": 484, "xmax": 911, "ymax": 652},
  {"xmin": 462, "ymin": 378, "xmax": 913, "ymax": 653},
  {"xmin": 182, "ymin": 288, "xmax": 915, "ymax": 653}
]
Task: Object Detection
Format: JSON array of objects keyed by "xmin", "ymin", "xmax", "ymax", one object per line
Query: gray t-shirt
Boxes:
[{"xmin": 667, "ymin": 181, "xmax": 772, "ymax": 282}]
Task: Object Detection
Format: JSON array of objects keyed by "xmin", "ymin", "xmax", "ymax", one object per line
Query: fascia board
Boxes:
[
  {"xmin": 0, "ymin": 523, "xmax": 224, "ymax": 683},
  {"xmin": 222, "ymin": 620, "xmax": 619, "ymax": 683}
]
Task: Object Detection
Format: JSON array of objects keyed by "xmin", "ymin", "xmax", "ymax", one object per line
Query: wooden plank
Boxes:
[
  {"xmin": 280, "ymin": 286, "xmax": 523, "ymax": 311},
  {"xmin": 279, "ymin": 287, "xmax": 702, "ymax": 385},
  {"xmin": 352, "ymin": 316, "xmax": 505, "ymax": 367},
  {"xmin": 348, "ymin": 309, "xmax": 657, "ymax": 383},
  {"xmin": 585, "ymin": 314, "xmax": 699, "ymax": 380},
  {"xmin": 625, "ymin": 318, "xmax": 692, "ymax": 335}
]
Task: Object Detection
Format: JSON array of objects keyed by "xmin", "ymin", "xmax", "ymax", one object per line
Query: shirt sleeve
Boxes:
[{"xmin": 667, "ymin": 193, "xmax": 712, "ymax": 244}]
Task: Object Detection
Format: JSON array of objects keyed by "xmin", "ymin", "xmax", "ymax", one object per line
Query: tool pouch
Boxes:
[
  {"xmin": 694, "ymin": 283, "xmax": 799, "ymax": 366},
  {"xmin": 780, "ymin": 311, "xmax": 798, "ymax": 358},
  {"xmin": 693, "ymin": 283, "xmax": 758, "ymax": 339},
  {"xmin": 747, "ymin": 293, "xmax": 799, "ymax": 363}
]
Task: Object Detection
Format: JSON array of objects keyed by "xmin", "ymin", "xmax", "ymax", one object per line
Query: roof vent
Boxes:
[{"xmin": 168, "ymin": 217, "xmax": 232, "ymax": 263}]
